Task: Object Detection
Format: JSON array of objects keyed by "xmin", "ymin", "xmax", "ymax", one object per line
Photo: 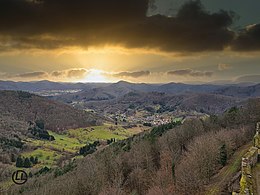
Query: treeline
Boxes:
[
  {"xmin": 107, "ymin": 138, "xmax": 116, "ymax": 145},
  {"xmin": 79, "ymin": 141, "xmax": 100, "ymax": 156},
  {"xmin": 16, "ymin": 156, "xmax": 38, "ymax": 168},
  {"xmin": 28, "ymin": 120, "xmax": 55, "ymax": 141},
  {"xmin": 0, "ymin": 136, "xmax": 24, "ymax": 165},
  {"xmin": 150, "ymin": 120, "xmax": 182, "ymax": 137},
  {"xmin": 79, "ymin": 139, "xmax": 117, "ymax": 156},
  {"xmin": 8, "ymin": 99, "xmax": 260, "ymax": 195},
  {"xmin": 0, "ymin": 137, "xmax": 23, "ymax": 149}
]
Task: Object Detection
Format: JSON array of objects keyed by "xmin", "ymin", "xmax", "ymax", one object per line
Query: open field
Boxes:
[
  {"xmin": 67, "ymin": 125, "xmax": 128, "ymax": 142},
  {"xmin": 22, "ymin": 148, "xmax": 62, "ymax": 167},
  {"xmin": 22, "ymin": 124, "xmax": 148, "ymax": 167}
]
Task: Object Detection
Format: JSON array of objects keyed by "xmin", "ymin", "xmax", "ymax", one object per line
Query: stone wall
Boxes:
[
  {"xmin": 239, "ymin": 147, "xmax": 258, "ymax": 195},
  {"xmin": 235, "ymin": 122, "xmax": 260, "ymax": 195}
]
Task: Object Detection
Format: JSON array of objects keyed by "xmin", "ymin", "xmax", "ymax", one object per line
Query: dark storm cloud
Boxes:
[
  {"xmin": 112, "ymin": 71, "xmax": 151, "ymax": 78},
  {"xmin": 0, "ymin": 0, "xmax": 239, "ymax": 52},
  {"xmin": 168, "ymin": 69, "xmax": 213, "ymax": 77},
  {"xmin": 232, "ymin": 24, "xmax": 260, "ymax": 51},
  {"xmin": 15, "ymin": 71, "xmax": 48, "ymax": 78}
]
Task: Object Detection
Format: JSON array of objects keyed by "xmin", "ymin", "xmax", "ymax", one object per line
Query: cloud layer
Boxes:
[
  {"xmin": 15, "ymin": 71, "xmax": 48, "ymax": 78},
  {"xmin": 3, "ymin": 68, "xmax": 260, "ymax": 84},
  {"xmin": 167, "ymin": 69, "xmax": 213, "ymax": 77},
  {"xmin": 235, "ymin": 75, "xmax": 260, "ymax": 83},
  {"xmin": 0, "ymin": 0, "xmax": 256, "ymax": 53},
  {"xmin": 218, "ymin": 63, "xmax": 232, "ymax": 71},
  {"xmin": 111, "ymin": 71, "xmax": 151, "ymax": 78},
  {"xmin": 3, "ymin": 68, "xmax": 89, "ymax": 81},
  {"xmin": 2, "ymin": 69, "xmax": 152, "ymax": 81}
]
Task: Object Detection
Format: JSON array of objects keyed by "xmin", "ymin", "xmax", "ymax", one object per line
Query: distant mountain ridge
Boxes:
[
  {"xmin": 214, "ymin": 84, "xmax": 260, "ymax": 98},
  {"xmin": 84, "ymin": 91, "xmax": 242, "ymax": 114},
  {"xmin": 157, "ymin": 82, "xmax": 223, "ymax": 94},
  {"xmin": 0, "ymin": 80, "xmax": 110, "ymax": 91},
  {"xmin": 46, "ymin": 81, "xmax": 260, "ymax": 103},
  {"xmin": 1, "ymin": 80, "xmax": 260, "ymax": 104}
]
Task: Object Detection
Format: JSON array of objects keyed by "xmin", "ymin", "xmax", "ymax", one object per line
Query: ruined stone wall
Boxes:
[
  {"xmin": 239, "ymin": 147, "xmax": 258, "ymax": 195},
  {"xmin": 236, "ymin": 122, "xmax": 260, "ymax": 195}
]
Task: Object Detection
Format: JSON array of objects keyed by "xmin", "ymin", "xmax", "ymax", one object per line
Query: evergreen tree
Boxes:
[
  {"xmin": 37, "ymin": 166, "xmax": 50, "ymax": 175},
  {"xmin": 49, "ymin": 135, "xmax": 55, "ymax": 141},
  {"xmin": 16, "ymin": 156, "xmax": 24, "ymax": 168},
  {"xmin": 34, "ymin": 157, "xmax": 38, "ymax": 164},
  {"xmin": 220, "ymin": 144, "xmax": 227, "ymax": 166},
  {"xmin": 30, "ymin": 156, "xmax": 35, "ymax": 164},
  {"xmin": 24, "ymin": 157, "xmax": 31, "ymax": 168},
  {"xmin": 35, "ymin": 119, "xmax": 45, "ymax": 130},
  {"xmin": 29, "ymin": 172, "xmax": 33, "ymax": 178},
  {"xmin": 11, "ymin": 153, "xmax": 16, "ymax": 162},
  {"xmin": 172, "ymin": 160, "xmax": 176, "ymax": 183}
]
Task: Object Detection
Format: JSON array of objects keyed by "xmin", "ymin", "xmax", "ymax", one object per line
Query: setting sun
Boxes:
[{"xmin": 82, "ymin": 69, "xmax": 111, "ymax": 83}]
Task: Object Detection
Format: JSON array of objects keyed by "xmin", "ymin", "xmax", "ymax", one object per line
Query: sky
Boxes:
[{"xmin": 0, "ymin": 0, "xmax": 260, "ymax": 83}]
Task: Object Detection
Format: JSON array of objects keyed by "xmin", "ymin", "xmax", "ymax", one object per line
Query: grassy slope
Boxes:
[
  {"xmin": 205, "ymin": 143, "xmax": 251, "ymax": 195},
  {"xmin": 22, "ymin": 124, "xmax": 146, "ymax": 167},
  {"xmin": 22, "ymin": 148, "xmax": 62, "ymax": 167},
  {"xmin": 0, "ymin": 124, "xmax": 147, "ymax": 192},
  {"xmin": 67, "ymin": 125, "xmax": 128, "ymax": 142}
]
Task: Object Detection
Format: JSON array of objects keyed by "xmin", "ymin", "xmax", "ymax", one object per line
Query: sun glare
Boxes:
[{"xmin": 83, "ymin": 69, "xmax": 110, "ymax": 83}]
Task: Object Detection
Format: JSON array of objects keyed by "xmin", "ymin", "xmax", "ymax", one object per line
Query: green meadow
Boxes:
[
  {"xmin": 22, "ymin": 148, "xmax": 62, "ymax": 167},
  {"xmin": 22, "ymin": 124, "xmax": 140, "ymax": 167},
  {"xmin": 67, "ymin": 125, "xmax": 129, "ymax": 142}
]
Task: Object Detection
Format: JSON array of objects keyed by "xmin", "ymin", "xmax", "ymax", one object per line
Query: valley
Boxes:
[
  {"xmin": 1, "ymin": 80, "xmax": 260, "ymax": 194},
  {"xmin": 0, "ymin": 121, "xmax": 150, "ymax": 191},
  {"xmin": 1, "ymin": 0, "xmax": 260, "ymax": 194}
]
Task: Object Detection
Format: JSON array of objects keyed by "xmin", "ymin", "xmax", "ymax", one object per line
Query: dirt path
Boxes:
[{"xmin": 205, "ymin": 143, "xmax": 251, "ymax": 195}]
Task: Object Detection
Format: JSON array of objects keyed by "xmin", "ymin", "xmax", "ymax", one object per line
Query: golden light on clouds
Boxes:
[{"xmin": 82, "ymin": 69, "xmax": 115, "ymax": 83}]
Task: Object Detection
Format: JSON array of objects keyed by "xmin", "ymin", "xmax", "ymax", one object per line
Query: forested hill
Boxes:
[
  {"xmin": 8, "ymin": 98, "xmax": 260, "ymax": 195},
  {"xmin": 0, "ymin": 90, "xmax": 101, "ymax": 134}
]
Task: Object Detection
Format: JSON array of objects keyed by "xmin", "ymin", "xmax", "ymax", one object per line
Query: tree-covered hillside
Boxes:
[
  {"xmin": 0, "ymin": 90, "xmax": 101, "ymax": 133},
  {"xmin": 7, "ymin": 98, "xmax": 260, "ymax": 195}
]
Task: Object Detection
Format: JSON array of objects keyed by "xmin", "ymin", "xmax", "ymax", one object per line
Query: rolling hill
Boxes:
[
  {"xmin": 0, "ymin": 80, "xmax": 109, "ymax": 92},
  {"xmin": 83, "ymin": 91, "xmax": 242, "ymax": 115},
  {"xmin": 0, "ymin": 90, "xmax": 101, "ymax": 135},
  {"xmin": 6, "ymin": 98, "xmax": 260, "ymax": 195},
  {"xmin": 215, "ymin": 84, "xmax": 260, "ymax": 98},
  {"xmin": 49, "ymin": 81, "xmax": 260, "ymax": 104}
]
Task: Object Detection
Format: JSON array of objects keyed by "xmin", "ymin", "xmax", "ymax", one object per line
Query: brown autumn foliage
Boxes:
[
  {"xmin": 6, "ymin": 98, "xmax": 260, "ymax": 195},
  {"xmin": 0, "ymin": 90, "xmax": 103, "ymax": 175},
  {"xmin": 0, "ymin": 90, "xmax": 101, "ymax": 133}
]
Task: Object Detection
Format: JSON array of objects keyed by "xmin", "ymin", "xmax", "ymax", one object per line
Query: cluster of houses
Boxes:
[{"xmin": 109, "ymin": 111, "xmax": 175, "ymax": 126}]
